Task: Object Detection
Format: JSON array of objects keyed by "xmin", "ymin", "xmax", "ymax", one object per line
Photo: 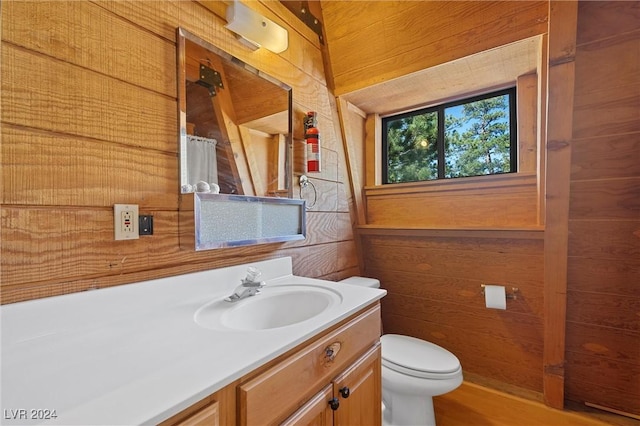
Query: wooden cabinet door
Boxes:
[
  {"xmin": 332, "ymin": 344, "xmax": 381, "ymax": 426},
  {"xmin": 281, "ymin": 385, "xmax": 334, "ymax": 426},
  {"xmin": 239, "ymin": 305, "xmax": 381, "ymax": 426},
  {"xmin": 173, "ymin": 402, "xmax": 219, "ymax": 426}
]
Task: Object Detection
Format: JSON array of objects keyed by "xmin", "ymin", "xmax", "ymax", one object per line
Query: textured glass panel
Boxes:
[{"xmin": 193, "ymin": 194, "xmax": 305, "ymax": 250}]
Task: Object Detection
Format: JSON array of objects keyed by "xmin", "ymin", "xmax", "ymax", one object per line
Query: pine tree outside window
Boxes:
[{"xmin": 382, "ymin": 88, "xmax": 517, "ymax": 183}]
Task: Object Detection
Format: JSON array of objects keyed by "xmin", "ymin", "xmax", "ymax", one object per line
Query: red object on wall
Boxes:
[
  {"xmin": 304, "ymin": 111, "xmax": 321, "ymax": 173},
  {"xmin": 305, "ymin": 126, "xmax": 320, "ymax": 172}
]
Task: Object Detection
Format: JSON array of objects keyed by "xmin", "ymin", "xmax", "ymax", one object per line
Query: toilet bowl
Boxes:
[{"xmin": 340, "ymin": 277, "xmax": 463, "ymax": 426}]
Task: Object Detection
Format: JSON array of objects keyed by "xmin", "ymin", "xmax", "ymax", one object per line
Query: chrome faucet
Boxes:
[{"xmin": 224, "ymin": 267, "xmax": 265, "ymax": 302}]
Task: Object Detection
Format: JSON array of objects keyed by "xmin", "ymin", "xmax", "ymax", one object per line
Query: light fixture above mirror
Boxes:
[{"xmin": 225, "ymin": 1, "xmax": 289, "ymax": 54}]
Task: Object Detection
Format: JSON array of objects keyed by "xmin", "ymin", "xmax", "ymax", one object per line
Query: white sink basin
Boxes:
[{"xmin": 195, "ymin": 285, "xmax": 343, "ymax": 331}]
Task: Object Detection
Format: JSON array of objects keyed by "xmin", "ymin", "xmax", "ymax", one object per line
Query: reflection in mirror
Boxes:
[{"xmin": 177, "ymin": 28, "xmax": 293, "ymax": 197}]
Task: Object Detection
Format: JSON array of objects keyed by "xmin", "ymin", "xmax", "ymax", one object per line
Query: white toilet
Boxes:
[{"xmin": 340, "ymin": 277, "xmax": 463, "ymax": 426}]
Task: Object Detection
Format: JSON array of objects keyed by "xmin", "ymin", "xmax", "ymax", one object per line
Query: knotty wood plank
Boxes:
[
  {"xmin": 566, "ymin": 292, "xmax": 640, "ymax": 332},
  {"xmin": 566, "ymin": 322, "xmax": 640, "ymax": 364},
  {"xmin": 1, "ymin": 205, "xmax": 353, "ymax": 288},
  {"xmin": 290, "ymin": 241, "xmax": 357, "ymax": 280},
  {"xmin": 566, "ymin": 380, "xmax": 640, "ymax": 419},
  {"xmin": 567, "ymin": 257, "xmax": 639, "ymax": 298},
  {"xmin": 381, "ymin": 292, "xmax": 544, "ymax": 344},
  {"xmin": 362, "ymin": 233, "xmax": 544, "ymax": 255},
  {"xmin": 570, "ymin": 178, "xmax": 640, "ymax": 220},
  {"xmin": 568, "ymin": 220, "xmax": 640, "ymax": 260},
  {"xmin": 571, "ymin": 135, "xmax": 640, "ymax": 181},
  {"xmin": 1, "ymin": 124, "xmax": 177, "ymax": 207},
  {"xmin": 383, "ymin": 313, "xmax": 543, "ymax": 393},
  {"xmin": 573, "ymin": 84, "xmax": 640, "ymax": 140},
  {"xmin": 543, "ymin": 0, "xmax": 578, "ymax": 408},
  {"xmin": 565, "ymin": 352, "xmax": 640, "ymax": 415},
  {"xmin": 1, "ymin": 1, "xmax": 176, "ymax": 97},
  {"xmin": 1, "ymin": 44, "xmax": 177, "ymax": 152},
  {"xmin": 366, "ymin": 189, "xmax": 538, "ymax": 228},
  {"xmin": 371, "ymin": 268, "xmax": 543, "ymax": 318},
  {"xmin": 577, "ymin": 1, "xmax": 640, "ymax": 46},
  {"xmin": 362, "ymin": 245, "xmax": 543, "ymax": 290},
  {"xmin": 574, "ymin": 31, "xmax": 639, "ymax": 95}
]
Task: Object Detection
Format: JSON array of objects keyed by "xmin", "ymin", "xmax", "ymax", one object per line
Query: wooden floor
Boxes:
[{"xmin": 433, "ymin": 382, "xmax": 639, "ymax": 426}]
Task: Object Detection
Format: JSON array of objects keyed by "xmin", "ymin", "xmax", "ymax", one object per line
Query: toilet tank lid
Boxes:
[
  {"xmin": 339, "ymin": 276, "xmax": 380, "ymax": 288},
  {"xmin": 381, "ymin": 334, "xmax": 461, "ymax": 374}
]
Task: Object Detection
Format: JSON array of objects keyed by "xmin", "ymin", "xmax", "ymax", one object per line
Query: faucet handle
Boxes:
[
  {"xmin": 242, "ymin": 267, "xmax": 263, "ymax": 286},
  {"xmin": 245, "ymin": 266, "xmax": 261, "ymax": 281}
]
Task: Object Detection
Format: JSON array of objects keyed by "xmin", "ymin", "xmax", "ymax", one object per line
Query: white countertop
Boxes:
[{"xmin": 0, "ymin": 257, "xmax": 386, "ymax": 425}]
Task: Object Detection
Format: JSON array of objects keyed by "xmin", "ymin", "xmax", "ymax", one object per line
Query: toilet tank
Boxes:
[{"xmin": 340, "ymin": 277, "xmax": 380, "ymax": 288}]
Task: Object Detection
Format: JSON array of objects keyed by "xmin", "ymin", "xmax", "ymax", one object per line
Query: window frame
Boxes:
[{"xmin": 381, "ymin": 87, "xmax": 518, "ymax": 184}]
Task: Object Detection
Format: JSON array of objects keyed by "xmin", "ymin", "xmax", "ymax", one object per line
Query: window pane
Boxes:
[
  {"xmin": 444, "ymin": 94, "xmax": 512, "ymax": 178},
  {"xmin": 385, "ymin": 111, "xmax": 438, "ymax": 183}
]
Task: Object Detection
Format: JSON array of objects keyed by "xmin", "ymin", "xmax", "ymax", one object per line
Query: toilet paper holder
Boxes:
[{"xmin": 480, "ymin": 285, "xmax": 519, "ymax": 300}]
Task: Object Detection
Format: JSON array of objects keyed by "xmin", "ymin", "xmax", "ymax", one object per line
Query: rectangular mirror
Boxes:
[{"xmin": 177, "ymin": 28, "xmax": 293, "ymax": 197}]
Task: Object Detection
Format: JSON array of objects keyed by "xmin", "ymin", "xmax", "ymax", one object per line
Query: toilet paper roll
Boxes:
[{"xmin": 484, "ymin": 285, "xmax": 506, "ymax": 310}]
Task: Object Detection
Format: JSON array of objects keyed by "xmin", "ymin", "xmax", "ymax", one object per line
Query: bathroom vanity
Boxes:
[
  {"xmin": 0, "ymin": 258, "xmax": 385, "ymax": 425},
  {"xmin": 166, "ymin": 304, "xmax": 381, "ymax": 426}
]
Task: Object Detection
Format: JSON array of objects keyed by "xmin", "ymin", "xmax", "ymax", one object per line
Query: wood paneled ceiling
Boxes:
[{"xmin": 340, "ymin": 35, "xmax": 543, "ymax": 116}]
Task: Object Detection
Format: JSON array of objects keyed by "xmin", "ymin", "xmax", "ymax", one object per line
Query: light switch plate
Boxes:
[{"xmin": 114, "ymin": 204, "xmax": 139, "ymax": 240}]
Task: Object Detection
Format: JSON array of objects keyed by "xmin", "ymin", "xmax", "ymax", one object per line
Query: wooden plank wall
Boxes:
[
  {"xmin": 0, "ymin": 0, "xmax": 358, "ymax": 304},
  {"xmin": 322, "ymin": 0, "xmax": 639, "ymax": 416},
  {"xmin": 565, "ymin": 1, "xmax": 640, "ymax": 416},
  {"xmin": 361, "ymin": 231, "xmax": 545, "ymax": 393},
  {"xmin": 321, "ymin": 0, "xmax": 550, "ymax": 396}
]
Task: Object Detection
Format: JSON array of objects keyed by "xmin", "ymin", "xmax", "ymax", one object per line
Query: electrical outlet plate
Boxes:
[{"xmin": 114, "ymin": 204, "xmax": 139, "ymax": 240}]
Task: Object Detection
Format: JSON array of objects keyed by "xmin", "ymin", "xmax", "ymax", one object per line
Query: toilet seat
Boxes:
[{"xmin": 381, "ymin": 334, "xmax": 462, "ymax": 380}]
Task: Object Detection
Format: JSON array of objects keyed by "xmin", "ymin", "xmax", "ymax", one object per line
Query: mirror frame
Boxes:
[{"xmin": 176, "ymin": 27, "xmax": 294, "ymax": 198}]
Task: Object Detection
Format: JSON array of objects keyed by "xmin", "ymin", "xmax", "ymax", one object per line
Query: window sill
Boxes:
[{"xmin": 364, "ymin": 172, "xmax": 536, "ymax": 197}]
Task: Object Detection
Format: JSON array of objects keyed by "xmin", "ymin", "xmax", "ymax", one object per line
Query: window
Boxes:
[{"xmin": 382, "ymin": 88, "xmax": 517, "ymax": 183}]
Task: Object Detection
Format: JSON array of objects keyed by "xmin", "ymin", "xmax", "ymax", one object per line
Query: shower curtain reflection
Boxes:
[{"xmin": 186, "ymin": 135, "xmax": 218, "ymax": 187}]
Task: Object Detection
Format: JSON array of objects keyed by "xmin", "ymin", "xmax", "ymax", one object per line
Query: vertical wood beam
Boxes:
[
  {"xmin": 337, "ymin": 98, "xmax": 367, "ymax": 226},
  {"xmin": 336, "ymin": 97, "xmax": 367, "ymax": 275},
  {"xmin": 365, "ymin": 114, "xmax": 381, "ymax": 187},
  {"xmin": 543, "ymin": 0, "xmax": 578, "ymax": 409},
  {"xmin": 517, "ymin": 73, "xmax": 539, "ymax": 174},
  {"xmin": 537, "ymin": 34, "xmax": 549, "ymax": 226}
]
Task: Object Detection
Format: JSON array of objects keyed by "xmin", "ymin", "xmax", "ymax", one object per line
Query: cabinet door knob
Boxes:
[
  {"xmin": 339, "ymin": 386, "xmax": 350, "ymax": 398},
  {"xmin": 324, "ymin": 342, "xmax": 341, "ymax": 362},
  {"xmin": 328, "ymin": 397, "xmax": 340, "ymax": 411}
]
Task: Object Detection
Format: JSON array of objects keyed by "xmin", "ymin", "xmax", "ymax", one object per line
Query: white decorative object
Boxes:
[{"xmin": 195, "ymin": 181, "xmax": 211, "ymax": 193}]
